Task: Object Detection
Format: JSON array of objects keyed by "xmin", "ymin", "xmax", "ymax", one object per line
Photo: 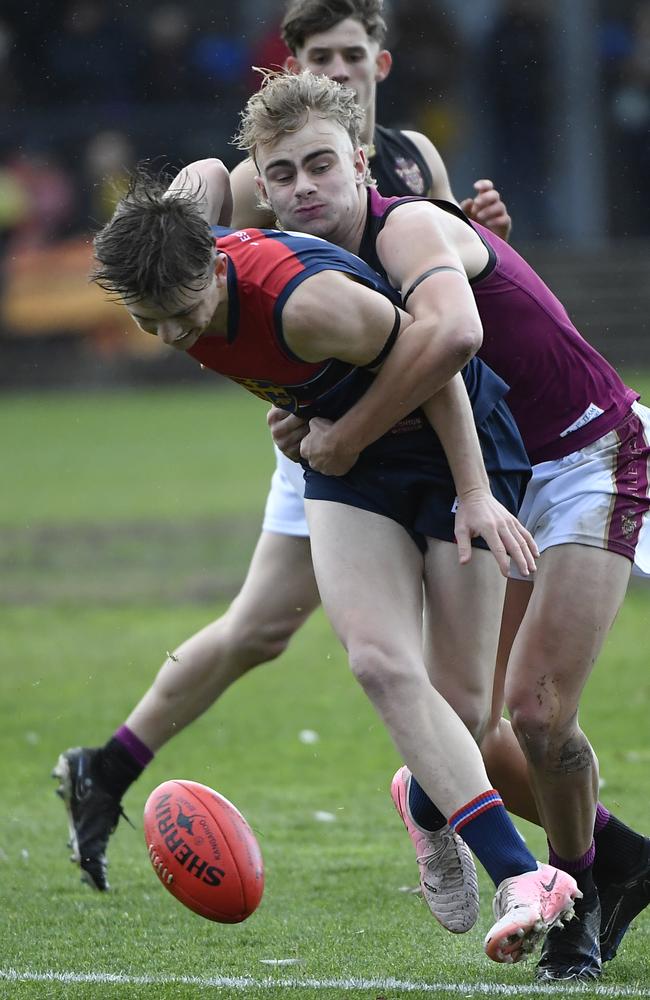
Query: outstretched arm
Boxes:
[{"xmin": 165, "ymin": 158, "xmax": 233, "ymax": 227}]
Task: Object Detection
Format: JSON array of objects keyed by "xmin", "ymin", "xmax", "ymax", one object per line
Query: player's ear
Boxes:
[
  {"xmin": 353, "ymin": 145, "xmax": 368, "ymax": 184},
  {"xmin": 214, "ymin": 251, "xmax": 228, "ymax": 280},
  {"xmin": 255, "ymin": 174, "xmax": 272, "ymax": 211},
  {"xmin": 375, "ymin": 48, "xmax": 392, "ymax": 82},
  {"xmin": 285, "ymin": 55, "xmax": 301, "ymax": 74}
]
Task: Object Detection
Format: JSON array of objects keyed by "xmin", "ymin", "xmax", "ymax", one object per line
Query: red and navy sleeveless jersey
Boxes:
[
  {"xmin": 187, "ymin": 226, "xmax": 400, "ymax": 418},
  {"xmin": 361, "ymin": 187, "xmax": 638, "ymax": 464}
]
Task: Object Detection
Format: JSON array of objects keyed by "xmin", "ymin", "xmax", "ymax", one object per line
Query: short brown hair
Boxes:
[
  {"xmin": 234, "ymin": 70, "xmax": 365, "ymax": 167},
  {"xmin": 91, "ymin": 167, "xmax": 215, "ymax": 307},
  {"xmin": 281, "ymin": 0, "xmax": 387, "ymax": 54}
]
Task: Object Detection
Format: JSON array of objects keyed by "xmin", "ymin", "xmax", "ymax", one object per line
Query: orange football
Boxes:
[{"xmin": 143, "ymin": 779, "xmax": 264, "ymax": 922}]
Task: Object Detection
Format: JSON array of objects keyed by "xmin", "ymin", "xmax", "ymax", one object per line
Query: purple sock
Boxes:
[
  {"xmin": 548, "ymin": 840, "xmax": 595, "ymax": 873},
  {"xmin": 97, "ymin": 726, "xmax": 153, "ymax": 799},
  {"xmin": 114, "ymin": 724, "xmax": 154, "ymax": 767},
  {"xmin": 594, "ymin": 803, "xmax": 611, "ymax": 834},
  {"xmin": 593, "ymin": 811, "xmax": 647, "ymax": 883}
]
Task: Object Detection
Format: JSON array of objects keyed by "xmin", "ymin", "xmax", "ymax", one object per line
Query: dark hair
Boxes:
[
  {"xmin": 91, "ymin": 167, "xmax": 215, "ymax": 307},
  {"xmin": 281, "ymin": 0, "xmax": 387, "ymax": 54}
]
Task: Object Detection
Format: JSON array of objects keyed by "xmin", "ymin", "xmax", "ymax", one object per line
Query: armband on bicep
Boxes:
[
  {"xmin": 364, "ymin": 305, "xmax": 402, "ymax": 369},
  {"xmin": 402, "ymin": 266, "xmax": 466, "ymax": 308}
]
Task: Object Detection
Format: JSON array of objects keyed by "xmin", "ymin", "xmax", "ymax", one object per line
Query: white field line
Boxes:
[{"xmin": 1, "ymin": 970, "xmax": 650, "ymax": 996}]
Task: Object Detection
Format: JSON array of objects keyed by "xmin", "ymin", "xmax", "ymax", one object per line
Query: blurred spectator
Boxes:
[
  {"xmin": 48, "ymin": 0, "xmax": 138, "ymax": 104},
  {"xmin": 0, "ymin": 153, "xmax": 31, "ymax": 305},
  {"xmin": 81, "ymin": 130, "xmax": 135, "ymax": 228},
  {"xmin": 135, "ymin": 4, "xmax": 200, "ymax": 102},
  {"xmin": 0, "ymin": 158, "xmax": 30, "ymax": 234},
  {"xmin": 481, "ymin": 0, "xmax": 553, "ymax": 239},
  {"xmin": 379, "ymin": 1, "xmax": 464, "ymax": 154},
  {"xmin": 608, "ymin": 1, "xmax": 650, "ymax": 235},
  {"xmin": 246, "ymin": 17, "xmax": 290, "ymax": 90},
  {"xmin": 2, "ymin": 1, "xmax": 61, "ymax": 105},
  {"xmin": 188, "ymin": 8, "xmax": 252, "ymax": 97},
  {"xmin": 3, "ymin": 149, "xmax": 76, "ymax": 250},
  {"xmin": 0, "ymin": 18, "xmax": 19, "ymax": 113}
]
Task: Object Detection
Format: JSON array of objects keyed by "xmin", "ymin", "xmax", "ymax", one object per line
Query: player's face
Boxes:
[
  {"xmin": 288, "ymin": 18, "xmax": 391, "ymax": 124},
  {"xmin": 255, "ymin": 114, "xmax": 366, "ymax": 245},
  {"xmin": 127, "ymin": 265, "xmax": 224, "ymax": 351}
]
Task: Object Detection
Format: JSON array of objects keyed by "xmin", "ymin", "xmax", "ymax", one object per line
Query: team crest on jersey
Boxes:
[
  {"xmin": 231, "ymin": 376, "xmax": 298, "ymax": 410},
  {"xmin": 394, "ymin": 157, "xmax": 426, "ymax": 195}
]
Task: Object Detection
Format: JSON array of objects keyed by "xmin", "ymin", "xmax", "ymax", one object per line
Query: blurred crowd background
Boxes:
[{"xmin": 1, "ymin": 0, "xmax": 649, "ymax": 386}]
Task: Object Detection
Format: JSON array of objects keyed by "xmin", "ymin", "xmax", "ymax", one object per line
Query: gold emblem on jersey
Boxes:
[{"xmin": 230, "ymin": 376, "xmax": 298, "ymax": 410}]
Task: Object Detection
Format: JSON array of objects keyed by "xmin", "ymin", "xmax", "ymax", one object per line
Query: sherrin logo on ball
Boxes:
[{"xmin": 143, "ymin": 779, "xmax": 264, "ymax": 923}]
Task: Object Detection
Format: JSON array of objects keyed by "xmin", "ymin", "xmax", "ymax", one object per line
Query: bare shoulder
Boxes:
[
  {"xmin": 378, "ymin": 200, "xmax": 487, "ymax": 283},
  {"xmin": 379, "ymin": 199, "xmax": 452, "ymax": 248},
  {"xmin": 400, "ymin": 130, "xmax": 455, "ymax": 202},
  {"xmin": 230, "ymin": 157, "xmax": 277, "ymax": 229}
]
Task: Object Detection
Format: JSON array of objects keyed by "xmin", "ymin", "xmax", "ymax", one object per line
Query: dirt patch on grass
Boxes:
[{"xmin": 1, "ymin": 516, "xmax": 262, "ymax": 604}]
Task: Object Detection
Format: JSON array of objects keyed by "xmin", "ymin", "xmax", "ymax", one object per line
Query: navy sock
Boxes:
[
  {"xmin": 408, "ymin": 775, "xmax": 447, "ymax": 832},
  {"xmin": 449, "ymin": 790, "xmax": 537, "ymax": 887}
]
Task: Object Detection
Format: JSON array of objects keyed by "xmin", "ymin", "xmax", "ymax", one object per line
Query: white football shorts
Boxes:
[
  {"xmin": 510, "ymin": 401, "xmax": 650, "ymax": 581},
  {"xmin": 262, "ymin": 446, "xmax": 309, "ymax": 536}
]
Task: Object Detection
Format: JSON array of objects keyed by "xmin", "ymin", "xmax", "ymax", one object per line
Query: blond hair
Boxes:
[{"xmin": 233, "ymin": 70, "xmax": 370, "ymax": 183}]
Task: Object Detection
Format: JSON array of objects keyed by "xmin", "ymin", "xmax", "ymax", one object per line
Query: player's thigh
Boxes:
[
  {"xmin": 424, "ymin": 540, "xmax": 506, "ymax": 705},
  {"xmin": 228, "ymin": 530, "xmax": 320, "ymax": 632},
  {"xmin": 305, "ymin": 500, "xmax": 425, "ymax": 653},
  {"xmin": 505, "ymin": 543, "xmax": 631, "ymax": 715}
]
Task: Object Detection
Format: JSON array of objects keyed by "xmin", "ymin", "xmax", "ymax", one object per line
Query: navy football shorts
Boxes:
[{"xmin": 303, "ymin": 399, "xmax": 530, "ymax": 554}]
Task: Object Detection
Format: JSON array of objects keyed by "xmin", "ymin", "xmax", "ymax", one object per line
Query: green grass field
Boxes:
[{"xmin": 2, "ymin": 386, "xmax": 649, "ymax": 1000}]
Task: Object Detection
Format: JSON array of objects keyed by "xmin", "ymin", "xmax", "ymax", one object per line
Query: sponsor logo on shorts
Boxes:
[{"xmin": 390, "ymin": 416, "xmax": 425, "ymax": 434}]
